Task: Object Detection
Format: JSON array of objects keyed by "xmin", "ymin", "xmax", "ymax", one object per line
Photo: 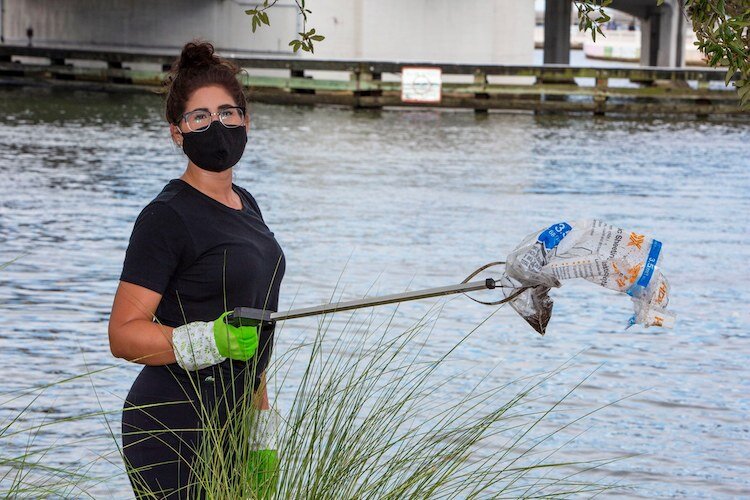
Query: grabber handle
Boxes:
[
  {"xmin": 228, "ymin": 307, "xmax": 274, "ymax": 328},
  {"xmin": 228, "ymin": 278, "xmax": 497, "ymax": 327}
]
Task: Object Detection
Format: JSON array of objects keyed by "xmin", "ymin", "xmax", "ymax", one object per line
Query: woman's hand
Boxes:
[
  {"xmin": 170, "ymin": 311, "xmax": 260, "ymax": 371},
  {"xmin": 212, "ymin": 311, "xmax": 259, "ymax": 361}
]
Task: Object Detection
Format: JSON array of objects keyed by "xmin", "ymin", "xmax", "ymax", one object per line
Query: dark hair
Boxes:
[{"xmin": 162, "ymin": 39, "xmax": 248, "ymax": 125}]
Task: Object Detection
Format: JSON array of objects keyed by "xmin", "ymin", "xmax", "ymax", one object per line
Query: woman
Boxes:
[{"xmin": 108, "ymin": 40, "xmax": 285, "ymax": 498}]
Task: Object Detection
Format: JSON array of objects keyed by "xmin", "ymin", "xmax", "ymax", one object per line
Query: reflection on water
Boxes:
[{"xmin": 0, "ymin": 86, "xmax": 749, "ymax": 497}]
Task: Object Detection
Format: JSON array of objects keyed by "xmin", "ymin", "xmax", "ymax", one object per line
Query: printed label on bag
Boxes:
[{"xmin": 537, "ymin": 222, "xmax": 572, "ymax": 250}]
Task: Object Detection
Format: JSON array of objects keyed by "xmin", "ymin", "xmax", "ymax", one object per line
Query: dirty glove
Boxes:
[{"xmin": 172, "ymin": 311, "xmax": 259, "ymax": 371}]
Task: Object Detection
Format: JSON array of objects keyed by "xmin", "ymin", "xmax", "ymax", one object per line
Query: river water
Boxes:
[{"xmin": 0, "ymin": 86, "xmax": 748, "ymax": 498}]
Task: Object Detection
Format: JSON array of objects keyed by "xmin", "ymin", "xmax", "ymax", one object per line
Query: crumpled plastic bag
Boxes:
[{"xmin": 502, "ymin": 219, "xmax": 675, "ymax": 335}]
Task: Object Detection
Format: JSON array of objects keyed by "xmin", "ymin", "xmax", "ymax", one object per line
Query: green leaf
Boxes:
[
  {"xmin": 311, "ymin": 35, "xmax": 325, "ymax": 41},
  {"xmin": 245, "ymin": 9, "xmax": 257, "ymax": 15},
  {"xmin": 259, "ymin": 11, "xmax": 270, "ymax": 25}
]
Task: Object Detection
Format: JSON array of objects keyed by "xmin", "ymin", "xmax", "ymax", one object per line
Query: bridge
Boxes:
[
  {"xmin": 2, "ymin": 0, "xmax": 690, "ymax": 69},
  {"xmin": 543, "ymin": 0, "xmax": 686, "ymax": 67}
]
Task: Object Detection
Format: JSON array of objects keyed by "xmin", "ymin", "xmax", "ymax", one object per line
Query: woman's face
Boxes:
[{"xmin": 170, "ymin": 85, "xmax": 249, "ymax": 147}]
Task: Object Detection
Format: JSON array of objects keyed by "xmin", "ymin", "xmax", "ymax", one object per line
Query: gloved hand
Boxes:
[
  {"xmin": 212, "ymin": 311, "xmax": 259, "ymax": 360},
  {"xmin": 171, "ymin": 311, "xmax": 259, "ymax": 371},
  {"xmin": 247, "ymin": 409, "xmax": 280, "ymax": 498},
  {"xmin": 248, "ymin": 449, "xmax": 278, "ymax": 498}
]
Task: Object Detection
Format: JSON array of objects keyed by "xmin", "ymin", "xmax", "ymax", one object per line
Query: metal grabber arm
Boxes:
[{"xmin": 227, "ymin": 262, "xmax": 525, "ymax": 327}]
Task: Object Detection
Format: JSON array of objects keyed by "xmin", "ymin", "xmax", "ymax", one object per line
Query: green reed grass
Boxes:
[
  {"xmin": 1, "ymin": 257, "xmax": 628, "ymax": 498},
  {"xmin": 179, "ymin": 298, "xmax": 626, "ymax": 499}
]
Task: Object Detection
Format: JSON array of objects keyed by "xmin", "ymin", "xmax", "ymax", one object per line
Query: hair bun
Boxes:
[
  {"xmin": 175, "ymin": 40, "xmax": 221, "ymax": 72},
  {"xmin": 161, "ymin": 39, "xmax": 248, "ymax": 125}
]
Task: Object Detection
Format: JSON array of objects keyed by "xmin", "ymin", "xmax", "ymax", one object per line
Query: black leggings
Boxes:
[{"xmin": 121, "ymin": 360, "xmax": 259, "ymax": 499}]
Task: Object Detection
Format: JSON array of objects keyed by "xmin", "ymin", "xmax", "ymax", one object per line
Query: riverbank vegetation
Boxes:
[{"xmin": 1, "ymin": 278, "xmax": 628, "ymax": 497}]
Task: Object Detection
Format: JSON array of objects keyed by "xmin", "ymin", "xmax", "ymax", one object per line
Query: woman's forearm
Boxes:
[
  {"xmin": 110, "ymin": 319, "xmax": 176, "ymax": 366},
  {"xmin": 255, "ymin": 372, "xmax": 270, "ymax": 410}
]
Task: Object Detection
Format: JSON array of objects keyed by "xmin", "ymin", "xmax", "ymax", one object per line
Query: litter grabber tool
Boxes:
[
  {"xmin": 229, "ymin": 275, "xmax": 524, "ymax": 325},
  {"xmin": 226, "ymin": 219, "xmax": 676, "ymax": 497},
  {"xmin": 228, "ymin": 219, "xmax": 676, "ymax": 336}
]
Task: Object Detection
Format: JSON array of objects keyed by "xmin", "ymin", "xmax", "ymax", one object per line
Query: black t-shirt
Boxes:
[{"xmin": 120, "ymin": 178, "xmax": 285, "ymax": 379}]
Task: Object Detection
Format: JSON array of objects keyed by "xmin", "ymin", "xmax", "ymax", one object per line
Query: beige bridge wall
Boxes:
[{"xmin": 1, "ymin": 0, "xmax": 534, "ymax": 64}]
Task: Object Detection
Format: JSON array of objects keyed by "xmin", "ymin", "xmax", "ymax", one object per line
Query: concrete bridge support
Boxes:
[
  {"xmin": 639, "ymin": 1, "xmax": 685, "ymax": 66},
  {"xmin": 543, "ymin": 0, "xmax": 572, "ymax": 64},
  {"xmin": 543, "ymin": 0, "xmax": 686, "ymax": 67}
]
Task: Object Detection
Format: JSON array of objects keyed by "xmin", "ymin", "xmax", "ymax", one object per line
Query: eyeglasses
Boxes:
[{"xmin": 179, "ymin": 106, "xmax": 246, "ymax": 133}]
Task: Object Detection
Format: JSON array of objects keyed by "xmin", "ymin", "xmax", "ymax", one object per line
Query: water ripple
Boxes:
[{"xmin": 0, "ymin": 87, "xmax": 749, "ymax": 497}]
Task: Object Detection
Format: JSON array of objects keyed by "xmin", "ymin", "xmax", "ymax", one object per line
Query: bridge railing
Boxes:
[{"xmin": 0, "ymin": 44, "xmax": 743, "ymax": 116}]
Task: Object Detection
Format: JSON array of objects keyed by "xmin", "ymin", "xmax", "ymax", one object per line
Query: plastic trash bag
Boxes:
[{"xmin": 502, "ymin": 219, "xmax": 675, "ymax": 334}]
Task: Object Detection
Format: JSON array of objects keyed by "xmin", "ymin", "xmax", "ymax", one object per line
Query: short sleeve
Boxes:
[
  {"xmin": 238, "ymin": 187, "xmax": 265, "ymax": 221},
  {"xmin": 119, "ymin": 202, "xmax": 191, "ymax": 295}
]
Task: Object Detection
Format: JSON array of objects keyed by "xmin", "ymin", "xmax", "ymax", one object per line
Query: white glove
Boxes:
[{"xmin": 171, "ymin": 321, "xmax": 226, "ymax": 371}]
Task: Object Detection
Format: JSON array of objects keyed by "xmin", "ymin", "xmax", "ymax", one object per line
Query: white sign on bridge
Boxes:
[{"xmin": 401, "ymin": 67, "xmax": 442, "ymax": 103}]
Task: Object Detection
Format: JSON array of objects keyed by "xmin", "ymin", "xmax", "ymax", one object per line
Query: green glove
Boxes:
[
  {"xmin": 247, "ymin": 449, "xmax": 279, "ymax": 498},
  {"xmin": 246, "ymin": 408, "xmax": 280, "ymax": 498},
  {"xmin": 212, "ymin": 311, "xmax": 259, "ymax": 361}
]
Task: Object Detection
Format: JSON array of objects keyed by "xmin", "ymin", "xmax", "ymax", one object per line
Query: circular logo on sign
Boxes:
[{"xmin": 412, "ymin": 74, "xmax": 434, "ymax": 95}]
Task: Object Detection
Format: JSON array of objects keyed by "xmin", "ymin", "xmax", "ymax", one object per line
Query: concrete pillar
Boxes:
[
  {"xmin": 0, "ymin": 0, "xmax": 5, "ymax": 43},
  {"xmin": 640, "ymin": 1, "xmax": 682, "ymax": 67},
  {"xmin": 640, "ymin": 13, "xmax": 657, "ymax": 66},
  {"xmin": 674, "ymin": 0, "xmax": 685, "ymax": 67},
  {"xmin": 543, "ymin": 0, "xmax": 571, "ymax": 64}
]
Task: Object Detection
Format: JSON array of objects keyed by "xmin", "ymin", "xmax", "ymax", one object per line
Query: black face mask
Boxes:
[{"xmin": 181, "ymin": 121, "xmax": 247, "ymax": 172}]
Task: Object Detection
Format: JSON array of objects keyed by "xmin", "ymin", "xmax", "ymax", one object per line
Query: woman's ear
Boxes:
[{"xmin": 170, "ymin": 124, "xmax": 183, "ymax": 147}]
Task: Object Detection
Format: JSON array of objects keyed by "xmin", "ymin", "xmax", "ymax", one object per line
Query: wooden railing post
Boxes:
[
  {"xmin": 474, "ymin": 69, "xmax": 489, "ymax": 114},
  {"xmin": 107, "ymin": 60, "xmax": 131, "ymax": 84},
  {"xmin": 49, "ymin": 57, "xmax": 74, "ymax": 80},
  {"xmin": 291, "ymin": 68, "xmax": 315, "ymax": 95},
  {"xmin": 353, "ymin": 66, "xmax": 382, "ymax": 109},
  {"xmin": 594, "ymin": 75, "xmax": 608, "ymax": 116},
  {"xmin": 696, "ymin": 79, "xmax": 712, "ymax": 118}
]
